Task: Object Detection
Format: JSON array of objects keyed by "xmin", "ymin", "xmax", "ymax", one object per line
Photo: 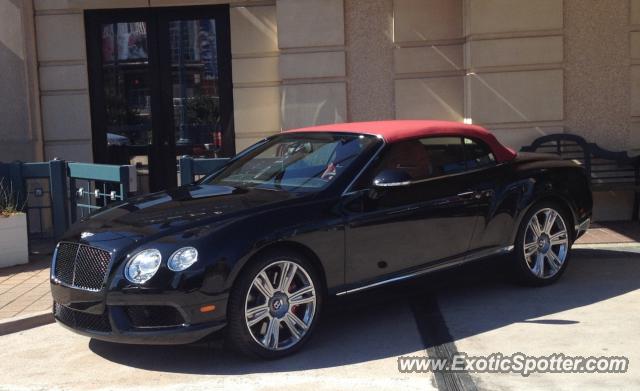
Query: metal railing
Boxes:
[
  {"xmin": 67, "ymin": 162, "xmax": 130, "ymax": 222},
  {"xmin": 0, "ymin": 157, "xmax": 229, "ymax": 252},
  {"xmin": 0, "ymin": 160, "xmax": 130, "ymax": 249}
]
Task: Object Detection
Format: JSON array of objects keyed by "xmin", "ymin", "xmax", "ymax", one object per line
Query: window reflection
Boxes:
[
  {"xmin": 101, "ymin": 22, "xmax": 152, "ymax": 193},
  {"xmin": 101, "ymin": 22, "xmax": 152, "ymax": 148},
  {"xmin": 169, "ymin": 19, "xmax": 222, "ymax": 158}
]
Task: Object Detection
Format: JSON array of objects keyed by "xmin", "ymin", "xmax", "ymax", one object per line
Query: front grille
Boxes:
[
  {"xmin": 125, "ymin": 306, "xmax": 185, "ymax": 328},
  {"xmin": 54, "ymin": 302, "xmax": 111, "ymax": 333},
  {"xmin": 54, "ymin": 242, "xmax": 111, "ymax": 291}
]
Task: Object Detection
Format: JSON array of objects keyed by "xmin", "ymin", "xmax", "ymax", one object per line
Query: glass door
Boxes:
[
  {"xmin": 86, "ymin": 6, "xmax": 234, "ymax": 192},
  {"xmin": 158, "ymin": 7, "xmax": 235, "ymax": 189}
]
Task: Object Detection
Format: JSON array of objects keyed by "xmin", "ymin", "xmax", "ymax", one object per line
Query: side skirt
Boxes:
[{"xmin": 335, "ymin": 246, "xmax": 514, "ymax": 296}]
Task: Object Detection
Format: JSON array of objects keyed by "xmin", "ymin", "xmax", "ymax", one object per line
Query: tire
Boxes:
[
  {"xmin": 226, "ymin": 249, "xmax": 323, "ymax": 359},
  {"xmin": 513, "ymin": 201, "xmax": 573, "ymax": 286}
]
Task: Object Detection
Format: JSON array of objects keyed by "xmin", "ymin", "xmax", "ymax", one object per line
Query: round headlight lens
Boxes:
[
  {"xmin": 168, "ymin": 247, "xmax": 199, "ymax": 271},
  {"xmin": 125, "ymin": 249, "xmax": 162, "ymax": 284}
]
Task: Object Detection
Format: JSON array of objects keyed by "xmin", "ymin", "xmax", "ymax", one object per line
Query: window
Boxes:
[
  {"xmin": 463, "ymin": 138, "xmax": 496, "ymax": 169},
  {"xmin": 419, "ymin": 137, "xmax": 466, "ymax": 177},
  {"xmin": 204, "ymin": 133, "xmax": 378, "ymax": 192},
  {"xmin": 353, "ymin": 136, "xmax": 496, "ymax": 190},
  {"xmin": 86, "ymin": 6, "xmax": 234, "ymax": 192}
]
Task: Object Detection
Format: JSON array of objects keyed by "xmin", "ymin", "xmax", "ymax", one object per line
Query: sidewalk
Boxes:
[
  {"xmin": 1, "ymin": 221, "xmax": 639, "ymax": 322},
  {"xmin": 575, "ymin": 221, "xmax": 640, "ymax": 245},
  {"xmin": 0, "ymin": 255, "xmax": 52, "ymax": 320}
]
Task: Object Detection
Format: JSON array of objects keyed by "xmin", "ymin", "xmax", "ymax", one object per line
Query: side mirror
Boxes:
[{"xmin": 372, "ymin": 169, "xmax": 412, "ymax": 188}]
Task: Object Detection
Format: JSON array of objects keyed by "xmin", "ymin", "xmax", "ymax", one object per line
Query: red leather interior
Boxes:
[{"xmin": 379, "ymin": 140, "xmax": 432, "ymax": 180}]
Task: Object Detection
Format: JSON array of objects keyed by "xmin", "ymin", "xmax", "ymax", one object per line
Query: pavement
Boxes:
[
  {"xmin": 575, "ymin": 221, "xmax": 640, "ymax": 245},
  {"xmin": 0, "ymin": 255, "xmax": 51, "ymax": 320},
  {"xmin": 439, "ymin": 247, "xmax": 640, "ymax": 390},
  {"xmin": 0, "ymin": 224, "xmax": 639, "ymax": 390},
  {"xmin": 0, "ymin": 287, "xmax": 434, "ymax": 390}
]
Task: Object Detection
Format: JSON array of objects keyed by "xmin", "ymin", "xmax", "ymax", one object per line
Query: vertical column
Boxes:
[
  {"xmin": 565, "ymin": 0, "xmax": 630, "ymax": 149},
  {"xmin": 629, "ymin": 1, "xmax": 640, "ymax": 148},
  {"xmin": 35, "ymin": 2, "xmax": 94, "ymax": 162},
  {"xmin": 49, "ymin": 159, "xmax": 69, "ymax": 239},
  {"xmin": 565, "ymin": 0, "xmax": 632, "ymax": 221},
  {"xmin": 345, "ymin": 0, "xmax": 394, "ymax": 121},
  {"xmin": 0, "ymin": 0, "xmax": 33, "ymax": 161}
]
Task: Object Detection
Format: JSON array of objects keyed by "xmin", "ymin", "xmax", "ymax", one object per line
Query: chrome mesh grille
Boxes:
[{"xmin": 53, "ymin": 242, "xmax": 111, "ymax": 291}]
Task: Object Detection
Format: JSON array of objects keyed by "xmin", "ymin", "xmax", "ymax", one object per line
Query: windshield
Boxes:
[{"xmin": 203, "ymin": 132, "xmax": 378, "ymax": 192}]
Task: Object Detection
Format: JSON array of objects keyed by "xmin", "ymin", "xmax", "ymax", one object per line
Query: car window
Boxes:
[
  {"xmin": 463, "ymin": 138, "xmax": 496, "ymax": 169},
  {"xmin": 419, "ymin": 137, "xmax": 466, "ymax": 177},
  {"xmin": 352, "ymin": 136, "xmax": 490, "ymax": 190},
  {"xmin": 352, "ymin": 137, "xmax": 463, "ymax": 189},
  {"xmin": 204, "ymin": 133, "xmax": 377, "ymax": 192}
]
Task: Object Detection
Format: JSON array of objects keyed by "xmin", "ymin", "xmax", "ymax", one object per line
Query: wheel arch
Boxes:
[
  {"xmin": 225, "ymin": 240, "xmax": 328, "ymax": 296},
  {"xmin": 510, "ymin": 192, "xmax": 577, "ymax": 245}
]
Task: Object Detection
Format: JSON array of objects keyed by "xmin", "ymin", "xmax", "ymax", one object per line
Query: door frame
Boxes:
[{"xmin": 85, "ymin": 5, "xmax": 234, "ymax": 191}]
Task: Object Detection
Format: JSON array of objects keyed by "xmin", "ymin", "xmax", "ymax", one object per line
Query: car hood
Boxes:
[{"xmin": 64, "ymin": 184, "xmax": 306, "ymax": 245}]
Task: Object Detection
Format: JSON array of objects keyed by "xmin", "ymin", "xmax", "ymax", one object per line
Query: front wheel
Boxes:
[
  {"xmin": 513, "ymin": 202, "xmax": 572, "ymax": 286},
  {"xmin": 227, "ymin": 251, "xmax": 322, "ymax": 359}
]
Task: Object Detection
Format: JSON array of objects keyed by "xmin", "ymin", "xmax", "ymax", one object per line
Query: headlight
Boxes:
[
  {"xmin": 125, "ymin": 249, "xmax": 162, "ymax": 284},
  {"xmin": 168, "ymin": 247, "xmax": 199, "ymax": 271}
]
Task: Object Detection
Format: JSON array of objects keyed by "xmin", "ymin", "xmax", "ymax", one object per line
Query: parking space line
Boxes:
[{"xmin": 411, "ymin": 293, "xmax": 477, "ymax": 391}]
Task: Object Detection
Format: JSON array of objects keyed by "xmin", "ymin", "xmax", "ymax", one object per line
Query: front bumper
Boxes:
[{"xmin": 51, "ymin": 281, "xmax": 228, "ymax": 345}]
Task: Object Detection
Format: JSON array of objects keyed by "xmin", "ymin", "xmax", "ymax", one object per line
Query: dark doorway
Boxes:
[{"xmin": 85, "ymin": 6, "xmax": 234, "ymax": 192}]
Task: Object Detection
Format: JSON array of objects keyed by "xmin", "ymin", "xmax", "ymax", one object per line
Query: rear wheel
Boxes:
[
  {"xmin": 227, "ymin": 250, "xmax": 322, "ymax": 358},
  {"xmin": 514, "ymin": 202, "xmax": 572, "ymax": 285}
]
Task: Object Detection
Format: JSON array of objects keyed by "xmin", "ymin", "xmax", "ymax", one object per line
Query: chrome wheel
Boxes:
[
  {"xmin": 524, "ymin": 208, "xmax": 570, "ymax": 279},
  {"xmin": 244, "ymin": 260, "xmax": 317, "ymax": 351}
]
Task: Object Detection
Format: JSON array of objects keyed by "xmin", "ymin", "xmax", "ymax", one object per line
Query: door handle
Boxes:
[
  {"xmin": 457, "ymin": 190, "xmax": 494, "ymax": 200},
  {"xmin": 481, "ymin": 189, "xmax": 495, "ymax": 198},
  {"xmin": 457, "ymin": 191, "xmax": 481, "ymax": 200}
]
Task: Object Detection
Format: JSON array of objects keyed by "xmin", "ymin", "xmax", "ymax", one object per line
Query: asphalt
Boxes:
[
  {"xmin": 440, "ymin": 247, "xmax": 640, "ymax": 390},
  {"xmin": 0, "ymin": 246, "xmax": 639, "ymax": 390}
]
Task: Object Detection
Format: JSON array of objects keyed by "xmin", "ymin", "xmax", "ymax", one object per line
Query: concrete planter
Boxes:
[{"xmin": 0, "ymin": 214, "xmax": 29, "ymax": 268}]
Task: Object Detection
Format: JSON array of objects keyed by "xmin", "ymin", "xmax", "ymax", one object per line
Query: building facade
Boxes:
[{"xmin": 1, "ymin": 0, "xmax": 639, "ymax": 219}]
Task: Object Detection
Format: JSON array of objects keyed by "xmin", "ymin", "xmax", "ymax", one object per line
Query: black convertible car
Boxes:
[{"xmin": 51, "ymin": 120, "xmax": 592, "ymax": 358}]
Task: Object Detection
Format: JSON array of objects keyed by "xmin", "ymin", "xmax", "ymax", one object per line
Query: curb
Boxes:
[
  {"xmin": 0, "ymin": 310, "xmax": 54, "ymax": 337},
  {"xmin": 573, "ymin": 242, "xmax": 640, "ymax": 249}
]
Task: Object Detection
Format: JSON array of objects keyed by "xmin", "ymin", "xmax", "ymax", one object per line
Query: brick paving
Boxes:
[
  {"xmin": 0, "ymin": 256, "xmax": 52, "ymax": 320},
  {"xmin": 0, "ymin": 221, "xmax": 639, "ymax": 321},
  {"xmin": 575, "ymin": 221, "xmax": 640, "ymax": 245}
]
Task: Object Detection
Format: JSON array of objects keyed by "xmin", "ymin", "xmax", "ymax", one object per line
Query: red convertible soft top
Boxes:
[{"xmin": 286, "ymin": 120, "xmax": 517, "ymax": 163}]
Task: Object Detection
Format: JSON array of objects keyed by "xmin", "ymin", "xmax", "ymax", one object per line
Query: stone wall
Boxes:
[
  {"xmin": 5, "ymin": 0, "xmax": 640, "ymax": 219},
  {"xmin": 0, "ymin": 0, "xmax": 36, "ymax": 162},
  {"xmin": 230, "ymin": 1, "xmax": 280, "ymax": 151}
]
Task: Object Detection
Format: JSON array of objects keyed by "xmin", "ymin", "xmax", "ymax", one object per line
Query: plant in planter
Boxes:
[{"xmin": 0, "ymin": 179, "xmax": 28, "ymax": 268}]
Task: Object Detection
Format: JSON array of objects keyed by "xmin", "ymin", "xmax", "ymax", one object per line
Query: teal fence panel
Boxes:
[
  {"xmin": 67, "ymin": 162, "xmax": 130, "ymax": 222},
  {"xmin": 0, "ymin": 160, "xmax": 131, "ymax": 250},
  {"xmin": 1, "ymin": 156, "xmax": 225, "ymax": 253},
  {"xmin": 179, "ymin": 156, "xmax": 229, "ymax": 185}
]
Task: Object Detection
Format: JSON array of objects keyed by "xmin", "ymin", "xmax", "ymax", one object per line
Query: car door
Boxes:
[
  {"xmin": 342, "ymin": 136, "xmax": 489, "ymax": 285},
  {"xmin": 460, "ymin": 137, "xmax": 511, "ymax": 255}
]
